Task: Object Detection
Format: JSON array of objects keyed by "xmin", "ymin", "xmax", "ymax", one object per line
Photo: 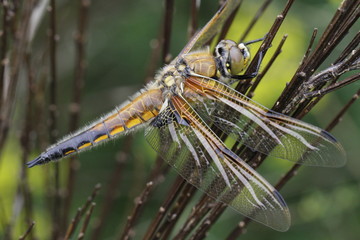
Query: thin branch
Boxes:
[
  {"xmin": 326, "ymin": 88, "xmax": 360, "ymax": 132},
  {"xmin": 155, "ymin": 183, "xmax": 197, "ymax": 239},
  {"xmin": 217, "ymin": 0, "xmax": 241, "ymax": 43},
  {"xmin": 0, "ymin": 0, "xmax": 33, "ymax": 155},
  {"xmin": 305, "ymin": 73, "xmax": 360, "ymax": 98},
  {"xmin": 143, "ymin": 176, "xmax": 186, "ymax": 240},
  {"xmin": 335, "ymin": 31, "xmax": 360, "ymax": 64},
  {"xmin": 247, "ymin": 34, "xmax": 288, "ymax": 98},
  {"xmin": 64, "ymin": 184, "xmax": 101, "ymax": 240},
  {"xmin": 225, "ymin": 219, "xmax": 251, "ymax": 240},
  {"xmin": 274, "ymin": 0, "xmax": 359, "ymax": 114},
  {"xmin": 47, "ymin": 0, "xmax": 62, "ymax": 239},
  {"xmin": 239, "ymin": 0, "xmax": 273, "ymax": 42},
  {"xmin": 162, "ymin": 0, "xmax": 174, "ymax": 63},
  {"xmin": 18, "ymin": 53, "xmax": 36, "ymax": 239},
  {"xmin": 188, "ymin": 0, "xmax": 199, "ymax": 39},
  {"xmin": 0, "ymin": 2, "xmax": 9, "ymax": 113},
  {"xmin": 63, "ymin": 0, "xmax": 91, "ymax": 231},
  {"xmin": 189, "ymin": 203, "xmax": 227, "ymax": 240},
  {"xmin": 90, "ymin": 146, "xmax": 129, "ymax": 240},
  {"xmin": 119, "ymin": 181, "xmax": 154, "ymax": 240},
  {"xmin": 236, "ymin": 0, "xmax": 295, "ymax": 94},
  {"xmin": 77, "ymin": 202, "xmax": 96, "ymax": 240},
  {"xmin": 18, "ymin": 221, "xmax": 35, "ymax": 240},
  {"xmin": 173, "ymin": 194, "xmax": 215, "ymax": 240},
  {"xmin": 301, "ymin": 28, "xmax": 318, "ymax": 66}
]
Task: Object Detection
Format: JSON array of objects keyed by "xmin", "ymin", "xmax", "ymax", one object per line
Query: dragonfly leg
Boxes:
[{"xmin": 230, "ymin": 49, "xmax": 264, "ymax": 81}]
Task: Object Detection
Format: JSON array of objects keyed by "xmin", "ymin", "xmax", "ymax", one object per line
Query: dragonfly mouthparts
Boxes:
[{"xmin": 26, "ymin": 155, "xmax": 50, "ymax": 168}]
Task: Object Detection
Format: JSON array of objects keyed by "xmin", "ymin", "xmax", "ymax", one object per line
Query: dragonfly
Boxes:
[{"xmin": 27, "ymin": 0, "xmax": 346, "ymax": 232}]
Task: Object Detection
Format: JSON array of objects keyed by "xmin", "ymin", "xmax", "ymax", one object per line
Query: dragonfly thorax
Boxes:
[{"xmin": 155, "ymin": 64, "xmax": 185, "ymax": 99}]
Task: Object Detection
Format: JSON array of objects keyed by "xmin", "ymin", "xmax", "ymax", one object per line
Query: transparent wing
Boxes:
[
  {"xmin": 184, "ymin": 76, "xmax": 346, "ymax": 167},
  {"xmin": 145, "ymin": 106, "xmax": 290, "ymax": 231}
]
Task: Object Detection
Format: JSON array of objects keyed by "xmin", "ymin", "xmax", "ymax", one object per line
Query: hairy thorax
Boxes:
[{"xmin": 154, "ymin": 47, "xmax": 217, "ymax": 100}]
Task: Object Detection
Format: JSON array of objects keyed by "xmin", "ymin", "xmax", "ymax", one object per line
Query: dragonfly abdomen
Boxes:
[{"xmin": 27, "ymin": 87, "xmax": 163, "ymax": 168}]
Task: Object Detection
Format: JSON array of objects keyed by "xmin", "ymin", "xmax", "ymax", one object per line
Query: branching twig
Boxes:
[
  {"xmin": 143, "ymin": 176, "xmax": 186, "ymax": 240},
  {"xmin": 173, "ymin": 194, "xmax": 215, "ymax": 240},
  {"xmin": 77, "ymin": 202, "xmax": 96, "ymax": 240},
  {"xmin": 236, "ymin": 0, "xmax": 295, "ymax": 94},
  {"xmin": 120, "ymin": 181, "xmax": 154, "ymax": 240},
  {"xmin": 64, "ymin": 184, "xmax": 101, "ymax": 240},
  {"xmin": 226, "ymin": 83, "xmax": 360, "ymax": 240},
  {"xmin": 189, "ymin": 203, "xmax": 227, "ymax": 240},
  {"xmin": 155, "ymin": 183, "xmax": 197, "ymax": 239},
  {"xmin": 305, "ymin": 72, "xmax": 360, "ymax": 98},
  {"xmin": 275, "ymin": 0, "xmax": 359, "ymax": 114},
  {"xmin": 247, "ymin": 34, "xmax": 288, "ymax": 98}
]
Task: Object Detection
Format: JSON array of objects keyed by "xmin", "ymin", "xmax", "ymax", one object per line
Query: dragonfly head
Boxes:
[{"xmin": 215, "ymin": 40, "xmax": 251, "ymax": 79}]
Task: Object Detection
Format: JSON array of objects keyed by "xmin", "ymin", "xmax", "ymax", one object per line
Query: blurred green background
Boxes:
[{"xmin": 0, "ymin": 0, "xmax": 359, "ymax": 239}]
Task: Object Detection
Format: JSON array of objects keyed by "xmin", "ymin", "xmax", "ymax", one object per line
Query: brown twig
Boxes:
[
  {"xmin": 63, "ymin": 0, "xmax": 91, "ymax": 232},
  {"xmin": 225, "ymin": 219, "xmax": 251, "ymax": 240},
  {"xmin": 0, "ymin": 0, "xmax": 33, "ymax": 155},
  {"xmin": 189, "ymin": 203, "xmax": 227, "ymax": 240},
  {"xmin": 119, "ymin": 181, "xmax": 154, "ymax": 240},
  {"xmin": 0, "ymin": 2, "xmax": 34, "ymax": 239},
  {"xmin": 305, "ymin": 73, "xmax": 360, "ymax": 98},
  {"xmin": 64, "ymin": 184, "xmax": 101, "ymax": 240},
  {"xmin": 188, "ymin": 0, "xmax": 199, "ymax": 39},
  {"xmin": 155, "ymin": 183, "xmax": 197, "ymax": 239},
  {"xmin": 238, "ymin": 0, "xmax": 273, "ymax": 42},
  {"xmin": 0, "ymin": 2, "xmax": 9, "ymax": 114},
  {"xmin": 326, "ymin": 88, "xmax": 360, "ymax": 132},
  {"xmin": 143, "ymin": 176, "xmax": 186, "ymax": 240},
  {"xmin": 18, "ymin": 53, "xmax": 36, "ymax": 239},
  {"xmin": 247, "ymin": 34, "xmax": 288, "ymax": 98},
  {"xmin": 275, "ymin": 0, "xmax": 359, "ymax": 114},
  {"xmin": 335, "ymin": 31, "xmax": 360, "ymax": 64},
  {"xmin": 90, "ymin": 144, "xmax": 130, "ymax": 240},
  {"xmin": 162, "ymin": 0, "xmax": 174, "ymax": 63},
  {"xmin": 48, "ymin": 0, "xmax": 61, "ymax": 238},
  {"xmin": 173, "ymin": 194, "xmax": 215, "ymax": 240},
  {"xmin": 217, "ymin": 0, "xmax": 241, "ymax": 42},
  {"xmin": 77, "ymin": 202, "xmax": 96, "ymax": 240},
  {"xmin": 18, "ymin": 221, "xmax": 35, "ymax": 240},
  {"xmin": 236, "ymin": 0, "xmax": 295, "ymax": 94}
]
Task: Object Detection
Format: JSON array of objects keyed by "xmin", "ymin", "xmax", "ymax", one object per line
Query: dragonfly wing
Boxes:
[
  {"xmin": 184, "ymin": 77, "xmax": 346, "ymax": 167},
  {"xmin": 145, "ymin": 107, "xmax": 290, "ymax": 231},
  {"xmin": 178, "ymin": 0, "xmax": 242, "ymax": 56}
]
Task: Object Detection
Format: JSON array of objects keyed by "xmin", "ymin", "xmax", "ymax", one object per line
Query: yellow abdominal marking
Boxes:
[
  {"xmin": 142, "ymin": 111, "xmax": 157, "ymax": 120},
  {"xmin": 94, "ymin": 135, "xmax": 108, "ymax": 143},
  {"xmin": 64, "ymin": 150, "xmax": 76, "ymax": 155},
  {"xmin": 78, "ymin": 142, "xmax": 92, "ymax": 150},
  {"xmin": 110, "ymin": 126, "xmax": 125, "ymax": 136},
  {"xmin": 126, "ymin": 118, "xmax": 142, "ymax": 129}
]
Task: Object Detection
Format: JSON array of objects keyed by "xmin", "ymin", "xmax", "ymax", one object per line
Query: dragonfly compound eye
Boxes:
[
  {"xmin": 215, "ymin": 40, "xmax": 251, "ymax": 78},
  {"xmin": 228, "ymin": 45, "xmax": 247, "ymax": 75}
]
